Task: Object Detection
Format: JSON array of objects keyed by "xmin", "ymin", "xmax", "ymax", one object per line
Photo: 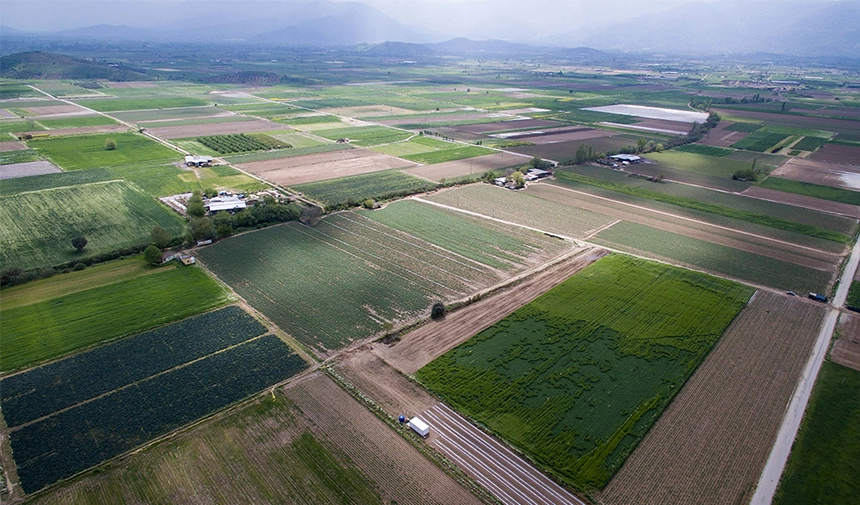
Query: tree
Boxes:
[
  {"xmin": 529, "ymin": 156, "xmax": 553, "ymax": 170},
  {"xmin": 71, "ymin": 236, "xmax": 87, "ymax": 252},
  {"xmin": 144, "ymin": 245, "xmax": 162, "ymax": 265},
  {"xmin": 508, "ymin": 171, "xmax": 525, "ymax": 188},
  {"xmin": 186, "ymin": 190, "xmax": 206, "ymax": 218},
  {"xmin": 430, "ymin": 301, "xmax": 446, "ymax": 320},
  {"xmin": 636, "ymin": 138, "xmax": 648, "ymax": 153},
  {"xmin": 151, "ymin": 225, "xmax": 172, "ymax": 249},
  {"xmin": 104, "ymin": 138, "xmax": 117, "ymax": 150}
]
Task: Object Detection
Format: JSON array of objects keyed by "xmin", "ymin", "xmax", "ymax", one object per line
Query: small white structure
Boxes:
[
  {"xmin": 610, "ymin": 154, "xmax": 641, "ymax": 163},
  {"xmin": 185, "ymin": 155, "xmax": 213, "ymax": 167},
  {"xmin": 494, "ymin": 177, "xmax": 508, "ymax": 186},
  {"xmin": 408, "ymin": 417, "xmax": 430, "ymax": 437},
  {"xmin": 206, "ymin": 196, "xmax": 247, "ymax": 213}
]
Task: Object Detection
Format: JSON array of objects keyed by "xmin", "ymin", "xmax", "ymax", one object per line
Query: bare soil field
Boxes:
[
  {"xmin": 601, "ymin": 291, "xmax": 826, "ymax": 505},
  {"xmin": 22, "ymin": 105, "xmax": 89, "ymax": 116},
  {"xmin": 321, "ymin": 105, "xmax": 417, "ymax": 117},
  {"xmin": 614, "ymin": 118, "xmax": 692, "ymax": 135},
  {"xmin": 0, "ymin": 141, "xmax": 29, "ymax": 152},
  {"xmin": 453, "ymin": 119, "xmax": 562, "ymax": 134},
  {"xmin": 770, "ymin": 158, "xmax": 860, "ymax": 190},
  {"xmin": 237, "ymin": 147, "xmax": 416, "ymax": 186},
  {"xmin": 148, "ymin": 118, "xmax": 284, "ymax": 138},
  {"xmin": 699, "ymin": 122, "xmax": 751, "ymax": 148},
  {"xmin": 17, "ymin": 125, "xmax": 128, "ymax": 137},
  {"xmin": 376, "ymin": 112, "xmax": 494, "ymax": 127},
  {"xmin": 283, "ymin": 373, "xmax": 486, "ymax": 505},
  {"xmin": 524, "ymin": 128, "xmax": 618, "ymax": 145},
  {"xmin": 403, "ymin": 152, "xmax": 526, "ymax": 181},
  {"xmin": 832, "ymin": 312, "xmax": 860, "ymax": 371},
  {"xmin": 528, "ymin": 183, "xmax": 841, "ymax": 271},
  {"xmin": 376, "ymin": 246, "xmax": 607, "ymax": 374},
  {"xmin": 510, "ymin": 137, "xmax": 635, "ymax": 161},
  {"xmin": 0, "ymin": 160, "xmax": 61, "ymax": 180},
  {"xmin": 810, "ymin": 143, "xmax": 860, "ymax": 166},
  {"xmin": 741, "ymin": 186, "xmax": 860, "ymax": 219}
]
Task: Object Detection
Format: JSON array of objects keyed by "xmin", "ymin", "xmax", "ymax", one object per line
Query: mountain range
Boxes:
[{"xmin": 1, "ymin": 0, "xmax": 858, "ymax": 58}]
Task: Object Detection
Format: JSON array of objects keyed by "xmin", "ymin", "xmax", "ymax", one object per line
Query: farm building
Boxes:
[
  {"xmin": 185, "ymin": 155, "xmax": 213, "ymax": 167},
  {"xmin": 205, "ymin": 196, "xmax": 246, "ymax": 213},
  {"xmin": 610, "ymin": 154, "xmax": 642, "ymax": 163},
  {"xmin": 161, "ymin": 251, "xmax": 180, "ymax": 264},
  {"xmin": 526, "ymin": 168, "xmax": 552, "ymax": 181}
]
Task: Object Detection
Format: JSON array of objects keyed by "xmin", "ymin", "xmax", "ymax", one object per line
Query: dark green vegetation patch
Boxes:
[
  {"xmin": 673, "ymin": 143, "xmax": 734, "ymax": 157},
  {"xmin": 28, "ymin": 133, "xmax": 178, "ymax": 170},
  {"xmin": 732, "ymin": 131, "xmax": 790, "ymax": 152},
  {"xmin": 293, "ymin": 169, "xmax": 436, "ymax": 209},
  {"xmin": 759, "ymin": 177, "xmax": 860, "ymax": 206},
  {"xmin": 791, "ymin": 136, "xmax": 827, "ymax": 151},
  {"xmin": 76, "ymin": 97, "xmax": 208, "ymax": 112},
  {"xmin": 0, "ymin": 168, "xmax": 114, "ymax": 195},
  {"xmin": 846, "ymin": 281, "xmax": 860, "ymax": 309},
  {"xmin": 417, "ymin": 254, "xmax": 753, "ymax": 491},
  {"xmin": 774, "ymin": 362, "xmax": 860, "ymax": 505},
  {"xmin": 9, "ymin": 333, "xmax": 306, "ymax": 493},
  {"xmin": 196, "ymin": 133, "xmax": 290, "ymax": 154}
]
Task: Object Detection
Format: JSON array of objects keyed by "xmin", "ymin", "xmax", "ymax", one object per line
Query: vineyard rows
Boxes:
[
  {"xmin": 1, "ymin": 306, "xmax": 266, "ymax": 427},
  {"xmin": 293, "ymin": 169, "xmax": 437, "ymax": 209},
  {"xmin": 10, "ymin": 334, "xmax": 307, "ymax": 494},
  {"xmin": 196, "ymin": 133, "xmax": 290, "ymax": 154},
  {"xmin": 417, "ymin": 254, "xmax": 753, "ymax": 492}
]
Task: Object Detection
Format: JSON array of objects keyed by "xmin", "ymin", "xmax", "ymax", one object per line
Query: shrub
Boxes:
[
  {"xmin": 431, "ymin": 301, "xmax": 446, "ymax": 320},
  {"xmin": 104, "ymin": 138, "xmax": 117, "ymax": 150}
]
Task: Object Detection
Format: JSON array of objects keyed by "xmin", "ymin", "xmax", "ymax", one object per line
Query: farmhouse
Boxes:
[
  {"xmin": 205, "ymin": 195, "xmax": 246, "ymax": 213},
  {"xmin": 185, "ymin": 155, "xmax": 213, "ymax": 167},
  {"xmin": 610, "ymin": 154, "xmax": 642, "ymax": 164},
  {"xmin": 525, "ymin": 168, "xmax": 552, "ymax": 181}
]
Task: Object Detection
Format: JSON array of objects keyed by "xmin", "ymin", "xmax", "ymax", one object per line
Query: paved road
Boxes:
[
  {"xmin": 420, "ymin": 403, "xmax": 585, "ymax": 505},
  {"xmin": 750, "ymin": 233, "xmax": 860, "ymax": 504}
]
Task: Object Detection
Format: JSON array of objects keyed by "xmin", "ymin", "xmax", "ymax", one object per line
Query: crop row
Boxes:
[
  {"xmin": 0, "ymin": 306, "xmax": 266, "ymax": 427},
  {"xmin": 0, "ymin": 168, "xmax": 114, "ymax": 196},
  {"xmin": 416, "ymin": 254, "xmax": 753, "ymax": 491},
  {"xmin": 732, "ymin": 131, "xmax": 790, "ymax": 152},
  {"xmin": 9, "ymin": 334, "xmax": 307, "ymax": 494},
  {"xmin": 316, "ymin": 126, "xmax": 413, "ymax": 146},
  {"xmin": 196, "ymin": 133, "xmax": 289, "ymax": 154},
  {"xmin": 292, "ymin": 169, "xmax": 437, "ymax": 209}
]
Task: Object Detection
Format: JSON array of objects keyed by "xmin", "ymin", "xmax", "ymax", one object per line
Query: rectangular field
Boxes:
[
  {"xmin": 602, "ymin": 291, "xmax": 826, "ymax": 505},
  {"xmin": 757, "ymin": 177, "xmax": 860, "ymax": 207},
  {"xmin": 293, "ymin": 169, "xmax": 436, "ymax": 208},
  {"xmin": 772, "ymin": 362, "xmax": 860, "ymax": 505},
  {"xmin": 402, "ymin": 145, "xmax": 494, "ymax": 165},
  {"xmin": 0, "ymin": 180, "xmax": 185, "ymax": 270},
  {"xmin": 416, "ymin": 254, "xmax": 753, "ymax": 492},
  {"xmin": 810, "ymin": 143, "xmax": 860, "ymax": 165},
  {"xmin": 732, "ymin": 130, "xmax": 791, "ymax": 152},
  {"xmin": 314, "ymin": 125, "xmax": 413, "ymax": 146},
  {"xmin": 74, "ymin": 97, "xmax": 209, "ymax": 112},
  {"xmin": 646, "ymin": 150, "xmax": 755, "ymax": 179},
  {"xmin": 8, "ymin": 331, "xmax": 306, "ymax": 494},
  {"xmin": 28, "ymin": 133, "xmax": 178, "ymax": 170},
  {"xmin": 237, "ymin": 147, "xmax": 415, "ymax": 187},
  {"xmin": 147, "ymin": 118, "xmax": 284, "ymax": 139},
  {"xmin": 0, "ymin": 265, "xmax": 232, "ymax": 373},
  {"xmin": 769, "ymin": 157, "xmax": 860, "ymax": 191},
  {"xmin": 0, "ymin": 168, "xmax": 114, "ymax": 196},
  {"xmin": 36, "ymin": 116, "xmax": 118, "ymax": 129},
  {"xmin": 0, "ymin": 160, "xmax": 61, "ymax": 179},
  {"xmin": 403, "ymin": 152, "xmax": 525, "ymax": 182}
]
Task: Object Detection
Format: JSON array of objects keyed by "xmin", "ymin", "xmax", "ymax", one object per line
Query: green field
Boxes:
[
  {"xmin": 792, "ymin": 136, "xmax": 827, "ymax": 151},
  {"xmin": 358, "ymin": 200, "xmax": 569, "ymax": 270},
  {"xmin": 732, "ymin": 130, "xmax": 791, "ymax": 152},
  {"xmin": 725, "ymin": 122, "xmax": 763, "ymax": 133},
  {"xmin": 846, "ymin": 282, "xmax": 860, "ymax": 309},
  {"xmin": 29, "ymin": 132, "xmax": 179, "ymax": 170},
  {"xmin": 37, "ymin": 116, "xmax": 118, "ymax": 129},
  {"xmin": 759, "ymin": 177, "xmax": 860, "ymax": 206},
  {"xmin": 0, "ymin": 149, "xmax": 41, "ymax": 166},
  {"xmin": 276, "ymin": 114, "xmax": 341, "ymax": 126},
  {"xmin": 224, "ymin": 143, "xmax": 350, "ymax": 163},
  {"xmin": 402, "ymin": 145, "xmax": 494, "ymax": 164},
  {"xmin": 293, "ymin": 169, "xmax": 437, "ymax": 209},
  {"xmin": 774, "ymin": 362, "xmax": 860, "ymax": 505},
  {"xmin": 0, "ymin": 180, "xmax": 185, "ymax": 269},
  {"xmin": 647, "ymin": 150, "xmax": 755, "ymax": 179},
  {"xmin": 673, "ymin": 144, "xmax": 734, "ymax": 157},
  {"xmin": 417, "ymin": 254, "xmax": 753, "ymax": 491},
  {"xmin": 0, "ymin": 120, "xmax": 44, "ymax": 133},
  {"xmin": 0, "ymin": 266, "xmax": 232, "ymax": 373},
  {"xmin": 593, "ymin": 221, "xmax": 832, "ymax": 293},
  {"xmin": 0, "ymin": 168, "xmax": 114, "ymax": 195},
  {"xmin": 314, "ymin": 125, "xmax": 413, "ymax": 146},
  {"xmin": 75, "ymin": 97, "xmax": 209, "ymax": 112}
]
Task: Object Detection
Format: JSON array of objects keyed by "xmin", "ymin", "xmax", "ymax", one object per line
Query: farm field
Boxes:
[
  {"xmin": 372, "ymin": 135, "xmax": 455, "ymax": 157},
  {"xmin": 0, "ymin": 168, "xmax": 114, "ymax": 196},
  {"xmin": 741, "ymin": 186, "xmax": 860, "ymax": 219},
  {"xmin": 224, "ymin": 142, "xmax": 349, "ymax": 163},
  {"xmin": 416, "ymin": 254, "xmax": 754, "ymax": 492},
  {"xmin": 810, "ymin": 143, "xmax": 860, "ymax": 165},
  {"xmin": 772, "ymin": 362, "xmax": 860, "ymax": 505},
  {"xmin": 424, "ymin": 184, "xmax": 617, "ymax": 239},
  {"xmin": 195, "ymin": 133, "xmax": 289, "ymax": 154},
  {"xmin": 7, "ymin": 328, "xmax": 306, "ymax": 493},
  {"xmin": 508, "ymin": 136, "xmax": 638, "ymax": 161},
  {"xmin": 147, "ymin": 118, "xmax": 284, "ymax": 139},
  {"xmin": 293, "ymin": 169, "xmax": 436, "ymax": 208},
  {"xmin": 0, "ymin": 160, "xmax": 60, "ymax": 179},
  {"xmin": 768, "ymin": 157, "xmax": 860, "ymax": 191},
  {"xmin": 28, "ymin": 133, "xmax": 178, "ymax": 170},
  {"xmin": 236, "ymin": 147, "xmax": 413, "ymax": 187},
  {"xmin": 756, "ymin": 177, "xmax": 860, "ymax": 207},
  {"xmin": 602, "ymin": 291, "xmax": 826, "ymax": 505},
  {"xmin": 0, "ymin": 149, "xmax": 40, "ymax": 166},
  {"xmin": 592, "ymin": 221, "xmax": 834, "ymax": 293},
  {"xmin": 583, "ymin": 104, "xmax": 709, "ymax": 123},
  {"xmin": 0, "ymin": 180, "xmax": 185, "ymax": 270},
  {"xmin": 402, "ymin": 145, "xmax": 494, "ymax": 164},
  {"xmin": 197, "ymin": 220, "xmax": 497, "ymax": 356},
  {"xmin": 0, "ymin": 265, "xmax": 232, "ymax": 373},
  {"xmin": 314, "ymin": 125, "xmax": 413, "ymax": 146},
  {"xmin": 732, "ymin": 130, "xmax": 792, "ymax": 152},
  {"xmin": 110, "ymin": 106, "xmax": 230, "ymax": 123},
  {"xmin": 646, "ymin": 150, "xmax": 754, "ymax": 179},
  {"xmin": 36, "ymin": 116, "xmax": 118, "ymax": 129},
  {"xmin": 831, "ymin": 313, "xmax": 860, "ymax": 370},
  {"xmin": 358, "ymin": 200, "xmax": 571, "ymax": 270},
  {"xmin": 26, "ymin": 378, "xmax": 485, "ymax": 505},
  {"xmin": 73, "ymin": 97, "xmax": 209, "ymax": 112},
  {"xmin": 403, "ymin": 152, "xmax": 525, "ymax": 182}
]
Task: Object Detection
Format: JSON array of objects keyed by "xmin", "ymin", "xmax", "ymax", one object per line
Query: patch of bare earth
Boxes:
[
  {"xmin": 404, "ymin": 152, "xmax": 526, "ymax": 182},
  {"xmin": 769, "ymin": 157, "xmax": 860, "ymax": 191},
  {"xmin": 148, "ymin": 118, "xmax": 284, "ymax": 139},
  {"xmin": 700, "ymin": 122, "xmax": 750, "ymax": 148},
  {"xmin": 810, "ymin": 143, "xmax": 860, "ymax": 166},
  {"xmin": 22, "ymin": 105, "xmax": 89, "ymax": 116},
  {"xmin": 284, "ymin": 373, "xmax": 485, "ymax": 505},
  {"xmin": 600, "ymin": 291, "xmax": 827, "ymax": 505},
  {"xmin": 238, "ymin": 147, "xmax": 417, "ymax": 186},
  {"xmin": 18, "ymin": 125, "xmax": 128, "ymax": 137},
  {"xmin": 321, "ymin": 105, "xmax": 417, "ymax": 117},
  {"xmin": 376, "ymin": 246, "xmax": 607, "ymax": 374},
  {"xmin": 453, "ymin": 119, "xmax": 562, "ymax": 134},
  {"xmin": 832, "ymin": 312, "xmax": 860, "ymax": 371},
  {"xmin": 0, "ymin": 141, "xmax": 29, "ymax": 152},
  {"xmin": 0, "ymin": 161, "xmax": 61, "ymax": 180},
  {"xmin": 376, "ymin": 112, "xmax": 494, "ymax": 127},
  {"xmin": 741, "ymin": 186, "xmax": 860, "ymax": 219}
]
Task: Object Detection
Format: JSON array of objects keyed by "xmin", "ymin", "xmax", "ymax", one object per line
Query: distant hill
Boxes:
[
  {"xmin": 0, "ymin": 51, "xmax": 151, "ymax": 81},
  {"xmin": 355, "ymin": 41, "xmax": 436, "ymax": 59}
]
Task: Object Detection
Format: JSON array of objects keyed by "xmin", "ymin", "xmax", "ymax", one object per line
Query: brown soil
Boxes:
[
  {"xmin": 770, "ymin": 157, "xmax": 860, "ymax": 190},
  {"xmin": 18, "ymin": 125, "xmax": 128, "ymax": 137},
  {"xmin": 600, "ymin": 291, "xmax": 827, "ymax": 505},
  {"xmin": 699, "ymin": 122, "xmax": 750, "ymax": 148},
  {"xmin": 376, "ymin": 246, "xmax": 607, "ymax": 374},
  {"xmin": 741, "ymin": 186, "xmax": 860, "ymax": 219},
  {"xmin": 22, "ymin": 105, "xmax": 89, "ymax": 116},
  {"xmin": 832, "ymin": 312, "xmax": 860, "ymax": 371},
  {"xmin": 810, "ymin": 143, "xmax": 860, "ymax": 166},
  {"xmin": 376, "ymin": 112, "xmax": 494, "ymax": 127},
  {"xmin": 0, "ymin": 161, "xmax": 62, "ymax": 180},
  {"xmin": 403, "ymin": 152, "xmax": 526, "ymax": 182},
  {"xmin": 284, "ymin": 373, "xmax": 485, "ymax": 505},
  {"xmin": 238, "ymin": 148, "xmax": 416, "ymax": 186},
  {"xmin": 453, "ymin": 119, "xmax": 562, "ymax": 134},
  {"xmin": 628, "ymin": 118, "xmax": 692, "ymax": 134},
  {"xmin": 148, "ymin": 119, "xmax": 284, "ymax": 139},
  {"xmin": 509, "ymin": 137, "xmax": 635, "ymax": 161},
  {"xmin": 527, "ymin": 183, "xmax": 842, "ymax": 271},
  {"xmin": 0, "ymin": 141, "xmax": 29, "ymax": 152}
]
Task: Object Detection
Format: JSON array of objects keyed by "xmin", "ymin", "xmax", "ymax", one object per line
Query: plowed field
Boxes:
[
  {"xmin": 832, "ymin": 312, "xmax": 860, "ymax": 371},
  {"xmin": 148, "ymin": 118, "xmax": 282, "ymax": 138},
  {"xmin": 403, "ymin": 152, "xmax": 525, "ymax": 182},
  {"xmin": 601, "ymin": 291, "xmax": 826, "ymax": 505},
  {"xmin": 770, "ymin": 158, "xmax": 860, "ymax": 190}
]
